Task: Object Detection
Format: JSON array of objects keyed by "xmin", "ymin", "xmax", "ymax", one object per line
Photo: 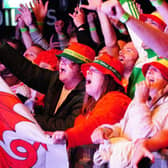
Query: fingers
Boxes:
[
  {"xmin": 44, "ymin": 1, "xmax": 49, "ymax": 11},
  {"xmin": 91, "ymin": 129, "xmax": 104, "ymax": 144},
  {"xmin": 15, "ymin": 14, "xmax": 21, "ymax": 21},
  {"xmin": 45, "ymin": 131, "xmax": 54, "ymax": 136},
  {"xmin": 144, "ymin": 151, "xmax": 155, "ymax": 163},
  {"xmin": 80, "ymin": 4, "xmax": 90, "ymax": 10},
  {"xmin": 25, "ymin": 3, "xmax": 29, "ymax": 9},
  {"xmin": 68, "ymin": 13, "xmax": 74, "ymax": 19},
  {"xmin": 52, "ymin": 131, "xmax": 66, "ymax": 144},
  {"xmin": 33, "ymin": 0, "xmax": 36, "ymax": 6},
  {"xmin": 29, "ymin": 1, "xmax": 33, "ymax": 10},
  {"xmin": 93, "ymin": 151, "xmax": 104, "ymax": 165},
  {"xmin": 39, "ymin": 0, "xmax": 42, "ymax": 5}
]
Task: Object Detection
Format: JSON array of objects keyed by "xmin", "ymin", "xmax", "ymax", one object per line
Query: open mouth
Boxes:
[
  {"xmin": 86, "ymin": 79, "xmax": 91, "ymax": 84},
  {"xmin": 118, "ymin": 55, "xmax": 124, "ymax": 63},
  {"xmin": 148, "ymin": 78, "xmax": 154, "ymax": 83}
]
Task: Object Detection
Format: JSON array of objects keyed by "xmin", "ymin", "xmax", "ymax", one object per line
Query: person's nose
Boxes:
[
  {"xmin": 60, "ymin": 60, "xmax": 66, "ymax": 66},
  {"xmin": 86, "ymin": 69, "xmax": 92, "ymax": 76}
]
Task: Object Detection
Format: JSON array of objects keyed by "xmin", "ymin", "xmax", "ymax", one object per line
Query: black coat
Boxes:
[{"xmin": 0, "ymin": 42, "xmax": 85, "ymax": 131}]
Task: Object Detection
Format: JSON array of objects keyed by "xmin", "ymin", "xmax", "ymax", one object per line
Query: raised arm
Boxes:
[
  {"xmin": 15, "ymin": 13, "xmax": 32, "ymax": 49},
  {"xmin": 18, "ymin": 4, "xmax": 49, "ymax": 50},
  {"xmin": 101, "ymin": 0, "xmax": 168, "ymax": 58},
  {"xmin": 87, "ymin": 12, "xmax": 101, "ymax": 45},
  {"xmin": 81, "ymin": 0, "xmax": 119, "ymax": 57},
  {"xmin": 150, "ymin": 0, "xmax": 168, "ymax": 25},
  {"xmin": 69, "ymin": 7, "xmax": 97, "ymax": 50},
  {"xmin": 29, "ymin": 0, "xmax": 49, "ymax": 32}
]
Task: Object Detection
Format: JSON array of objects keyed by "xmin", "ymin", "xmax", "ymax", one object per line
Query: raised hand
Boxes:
[
  {"xmin": 101, "ymin": 0, "xmax": 125, "ymax": 20},
  {"xmin": 80, "ymin": 0, "xmax": 102, "ymax": 11},
  {"xmin": 18, "ymin": 4, "xmax": 33, "ymax": 26},
  {"xmin": 69, "ymin": 7, "xmax": 85, "ymax": 28},
  {"xmin": 30, "ymin": 0, "xmax": 49, "ymax": 23},
  {"xmin": 134, "ymin": 81, "xmax": 150, "ymax": 103},
  {"xmin": 15, "ymin": 14, "xmax": 26, "ymax": 28}
]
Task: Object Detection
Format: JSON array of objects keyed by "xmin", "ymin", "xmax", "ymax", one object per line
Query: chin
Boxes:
[
  {"xmin": 59, "ymin": 76, "xmax": 65, "ymax": 83},
  {"xmin": 86, "ymin": 89, "xmax": 92, "ymax": 97}
]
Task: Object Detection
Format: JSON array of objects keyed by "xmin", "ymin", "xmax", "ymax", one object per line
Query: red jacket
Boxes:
[{"xmin": 66, "ymin": 91, "xmax": 131, "ymax": 148}]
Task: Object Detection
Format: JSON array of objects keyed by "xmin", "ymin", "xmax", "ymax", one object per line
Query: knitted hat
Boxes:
[
  {"xmin": 56, "ymin": 42, "xmax": 96, "ymax": 64},
  {"xmin": 142, "ymin": 59, "xmax": 168, "ymax": 80},
  {"xmin": 140, "ymin": 12, "xmax": 166, "ymax": 31},
  {"xmin": 34, "ymin": 49, "xmax": 61, "ymax": 71},
  {"xmin": 81, "ymin": 53, "xmax": 124, "ymax": 86}
]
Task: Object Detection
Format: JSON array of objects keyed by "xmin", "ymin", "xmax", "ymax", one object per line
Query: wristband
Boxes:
[
  {"xmin": 37, "ymin": 21, "xmax": 44, "ymax": 26},
  {"xmin": 151, "ymin": 0, "xmax": 164, "ymax": 7},
  {"xmin": 29, "ymin": 28, "xmax": 38, "ymax": 33},
  {"xmin": 119, "ymin": 13, "xmax": 130, "ymax": 24},
  {"xmin": 58, "ymin": 34, "xmax": 65, "ymax": 38},
  {"xmin": 20, "ymin": 27, "xmax": 27, "ymax": 33},
  {"xmin": 89, "ymin": 27, "xmax": 97, "ymax": 31},
  {"xmin": 118, "ymin": 28, "xmax": 127, "ymax": 34}
]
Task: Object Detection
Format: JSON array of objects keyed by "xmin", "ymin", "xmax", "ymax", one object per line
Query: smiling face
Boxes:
[
  {"xmin": 145, "ymin": 65, "xmax": 168, "ymax": 91},
  {"xmin": 59, "ymin": 57, "xmax": 81, "ymax": 85},
  {"xmin": 85, "ymin": 66, "xmax": 105, "ymax": 101}
]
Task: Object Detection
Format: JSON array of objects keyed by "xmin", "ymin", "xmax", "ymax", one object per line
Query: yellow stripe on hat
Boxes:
[
  {"xmin": 64, "ymin": 49, "xmax": 92, "ymax": 63},
  {"xmin": 158, "ymin": 59, "xmax": 168, "ymax": 68}
]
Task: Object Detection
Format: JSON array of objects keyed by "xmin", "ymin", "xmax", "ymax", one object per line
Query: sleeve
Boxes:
[
  {"xmin": 0, "ymin": 42, "xmax": 55, "ymax": 94},
  {"xmin": 30, "ymin": 31, "xmax": 50, "ymax": 50},
  {"xmin": 77, "ymin": 29, "xmax": 98, "ymax": 51},
  {"xmin": 66, "ymin": 92, "xmax": 131, "ymax": 148},
  {"xmin": 120, "ymin": 0, "xmax": 144, "ymax": 56},
  {"xmin": 152, "ymin": 101, "xmax": 168, "ymax": 131},
  {"xmin": 126, "ymin": 99, "xmax": 160, "ymax": 139},
  {"xmin": 34, "ymin": 87, "xmax": 85, "ymax": 131}
]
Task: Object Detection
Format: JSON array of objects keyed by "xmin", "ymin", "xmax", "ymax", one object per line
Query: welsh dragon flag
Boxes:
[{"xmin": 0, "ymin": 77, "xmax": 69, "ymax": 168}]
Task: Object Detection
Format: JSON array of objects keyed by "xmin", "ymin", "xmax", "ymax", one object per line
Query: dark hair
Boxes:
[{"xmin": 81, "ymin": 74, "xmax": 124, "ymax": 115}]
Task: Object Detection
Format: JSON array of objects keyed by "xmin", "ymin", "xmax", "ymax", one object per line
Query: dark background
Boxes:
[{"xmin": 0, "ymin": 0, "xmax": 166, "ymax": 39}]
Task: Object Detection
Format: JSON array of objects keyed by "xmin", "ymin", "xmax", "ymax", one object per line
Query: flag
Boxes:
[{"xmin": 0, "ymin": 77, "xmax": 69, "ymax": 168}]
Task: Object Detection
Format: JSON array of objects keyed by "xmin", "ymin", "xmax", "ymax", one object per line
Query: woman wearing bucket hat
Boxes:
[
  {"xmin": 0, "ymin": 41, "xmax": 96, "ymax": 132},
  {"xmin": 91, "ymin": 58, "xmax": 168, "ymax": 168},
  {"xmin": 50, "ymin": 53, "xmax": 131, "ymax": 167}
]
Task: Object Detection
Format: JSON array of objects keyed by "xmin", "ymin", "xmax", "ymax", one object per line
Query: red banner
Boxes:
[{"xmin": 0, "ymin": 77, "xmax": 68, "ymax": 168}]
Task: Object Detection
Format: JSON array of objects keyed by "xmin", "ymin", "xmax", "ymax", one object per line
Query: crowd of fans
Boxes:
[{"xmin": 1, "ymin": 0, "xmax": 168, "ymax": 167}]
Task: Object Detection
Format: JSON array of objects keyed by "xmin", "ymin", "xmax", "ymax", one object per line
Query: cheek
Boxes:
[{"xmin": 94, "ymin": 75, "xmax": 104, "ymax": 88}]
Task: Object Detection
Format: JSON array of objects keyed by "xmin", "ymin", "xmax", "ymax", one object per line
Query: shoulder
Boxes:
[
  {"xmin": 96, "ymin": 91, "xmax": 131, "ymax": 107},
  {"xmin": 102, "ymin": 91, "xmax": 131, "ymax": 101}
]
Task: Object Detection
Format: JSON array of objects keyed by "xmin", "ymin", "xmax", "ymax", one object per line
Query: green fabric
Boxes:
[
  {"xmin": 119, "ymin": 0, "xmax": 139, "ymax": 18},
  {"xmin": 127, "ymin": 49, "xmax": 158, "ymax": 99},
  {"xmin": 127, "ymin": 67, "xmax": 145, "ymax": 99},
  {"xmin": 119, "ymin": 0, "xmax": 131, "ymax": 5}
]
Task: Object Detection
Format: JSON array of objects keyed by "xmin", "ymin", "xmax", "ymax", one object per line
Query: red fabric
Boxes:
[
  {"xmin": 142, "ymin": 61, "xmax": 168, "ymax": 80},
  {"xmin": 33, "ymin": 49, "xmax": 61, "ymax": 71},
  {"xmin": 57, "ymin": 42, "xmax": 96, "ymax": 63},
  {"xmin": 66, "ymin": 91, "xmax": 131, "ymax": 148},
  {"xmin": 140, "ymin": 14, "xmax": 166, "ymax": 31},
  {"xmin": 0, "ymin": 91, "xmax": 68, "ymax": 167},
  {"xmin": 81, "ymin": 54, "xmax": 124, "ymax": 86}
]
